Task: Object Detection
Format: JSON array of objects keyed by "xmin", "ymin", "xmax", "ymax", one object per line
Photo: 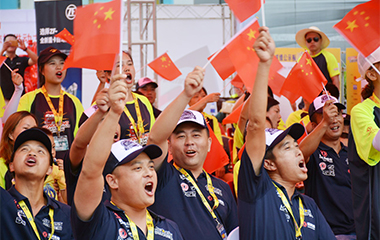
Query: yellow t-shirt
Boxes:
[
  {"xmin": 0, "ymin": 157, "xmax": 8, "ymax": 189},
  {"xmin": 286, "ymin": 109, "xmax": 310, "ymax": 128},
  {"xmin": 44, "ymin": 165, "xmax": 66, "ymax": 200},
  {"xmin": 351, "ymin": 94, "xmax": 380, "ymax": 166}
]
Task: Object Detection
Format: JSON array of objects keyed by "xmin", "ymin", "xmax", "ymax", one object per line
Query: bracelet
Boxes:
[{"xmin": 23, "ymin": 47, "xmax": 28, "ymax": 51}]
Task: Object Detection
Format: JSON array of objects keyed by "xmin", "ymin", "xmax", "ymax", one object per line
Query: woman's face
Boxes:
[
  {"xmin": 41, "ymin": 56, "xmax": 67, "ymax": 85},
  {"xmin": 114, "ymin": 52, "xmax": 135, "ymax": 88},
  {"xmin": 9, "ymin": 116, "xmax": 38, "ymax": 142},
  {"xmin": 266, "ymin": 105, "xmax": 281, "ymax": 128}
]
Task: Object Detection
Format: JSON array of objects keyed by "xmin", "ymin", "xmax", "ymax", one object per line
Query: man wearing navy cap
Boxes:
[
  {"xmin": 238, "ymin": 26, "xmax": 335, "ymax": 239},
  {"xmin": 300, "ymin": 94, "xmax": 355, "ymax": 238},
  {"xmin": 1, "ymin": 127, "xmax": 73, "ymax": 239},
  {"xmin": 148, "ymin": 66, "xmax": 238, "ymax": 240},
  {"xmin": 72, "ymin": 73, "xmax": 183, "ymax": 240},
  {"xmin": 136, "ymin": 77, "xmax": 161, "ymax": 118}
]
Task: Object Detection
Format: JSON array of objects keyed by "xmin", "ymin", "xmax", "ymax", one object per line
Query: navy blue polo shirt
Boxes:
[
  {"xmin": 0, "ymin": 55, "xmax": 28, "ymax": 100},
  {"xmin": 2, "ymin": 186, "xmax": 73, "ymax": 239},
  {"xmin": 304, "ymin": 142, "xmax": 355, "ymax": 235},
  {"xmin": 148, "ymin": 155, "xmax": 238, "ymax": 240},
  {"xmin": 71, "ymin": 200, "xmax": 183, "ymax": 240},
  {"xmin": 238, "ymin": 149, "xmax": 335, "ymax": 239}
]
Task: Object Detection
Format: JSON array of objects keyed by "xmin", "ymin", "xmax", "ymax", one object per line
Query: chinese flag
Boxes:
[
  {"xmin": 55, "ymin": 28, "xmax": 75, "ymax": 46},
  {"xmin": 230, "ymin": 74, "xmax": 244, "ymax": 89},
  {"xmin": 222, "ymin": 104, "xmax": 243, "ymax": 125},
  {"xmin": 203, "ymin": 123, "xmax": 230, "ymax": 174},
  {"xmin": 333, "ymin": 0, "xmax": 380, "ymax": 57},
  {"xmin": 209, "ymin": 48, "xmax": 236, "ymax": 80},
  {"xmin": 64, "ymin": 0, "xmax": 120, "ymax": 70},
  {"xmin": 0, "ymin": 56, "xmax": 6, "ymax": 67},
  {"xmin": 280, "ymin": 52, "xmax": 327, "ymax": 103},
  {"xmin": 148, "ymin": 53, "xmax": 182, "ymax": 81},
  {"xmin": 225, "ymin": 0, "xmax": 263, "ymax": 23},
  {"xmin": 268, "ymin": 71, "xmax": 285, "ymax": 97}
]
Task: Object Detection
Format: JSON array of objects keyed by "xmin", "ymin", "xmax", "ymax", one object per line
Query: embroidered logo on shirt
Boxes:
[
  {"xmin": 155, "ymin": 226, "xmax": 174, "ymax": 240},
  {"xmin": 318, "ymin": 153, "xmax": 333, "ymax": 163},
  {"xmin": 304, "ymin": 222, "xmax": 315, "ymax": 231},
  {"xmin": 119, "ymin": 228, "xmax": 128, "ymax": 238},
  {"xmin": 15, "ymin": 209, "xmax": 26, "ymax": 226},
  {"xmin": 319, "ymin": 162, "xmax": 327, "ymax": 171}
]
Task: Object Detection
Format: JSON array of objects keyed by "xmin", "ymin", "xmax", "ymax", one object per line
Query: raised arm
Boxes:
[
  {"xmin": 245, "ymin": 27, "xmax": 275, "ymax": 175},
  {"xmin": 2, "ymin": 69, "xmax": 23, "ymax": 122},
  {"xmin": 17, "ymin": 39, "xmax": 38, "ymax": 65},
  {"xmin": 74, "ymin": 74, "xmax": 127, "ymax": 221},
  {"xmin": 299, "ymin": 100, "xmax": 338, "ymax": 162},
  {"xmin": 188, "ymin": 92, "xmax": 220, "ymax": 112},
  {"xmin": 69, "ymin": 88, "xmax": 109, "ymax": 169},
  {"xmin": 148, "ymin": 67, "xmax": 205, "ymax": 170}
]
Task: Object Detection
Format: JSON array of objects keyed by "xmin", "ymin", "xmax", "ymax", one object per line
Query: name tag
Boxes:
[{"xmin": 54, "ymin": 135, "xmax": 69, "ymax": 151}]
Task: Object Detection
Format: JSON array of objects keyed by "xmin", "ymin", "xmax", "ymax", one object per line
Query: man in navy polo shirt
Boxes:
[
  {"xmin": 1, "ymin": 128, "xmax": 73, "ymax": 239},
  {"xmin": 238, "ymin": 26, "xmax": 335, "ymax": 239},
  {"xmin": 299, "ymin": 94, "xmax": 355, "ymax": 238},
  {"xmin": 72, "ymin": 73, "xmax": 183, "ymax": 240},
  {"xmin": 147, "ymin": 66, "xmax": 238, "ymax": 240}
]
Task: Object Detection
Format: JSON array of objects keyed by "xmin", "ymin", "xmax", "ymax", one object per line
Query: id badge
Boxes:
[
  {"xmin": 54, "ymin": 135, "xmax": 69, "ymax": 151},
  {"xmin": 217, "ymin": 223, "xmax": 227, "ymax": 240}
]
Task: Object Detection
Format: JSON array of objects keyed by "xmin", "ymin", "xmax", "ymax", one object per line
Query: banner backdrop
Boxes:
[
  {"xmin": 35, "ymin": 0, "xmax": 82, "ymax": 100},
  {"xmin": 345, "ymin": 48, "xmax": 362, "ymax": 114}
]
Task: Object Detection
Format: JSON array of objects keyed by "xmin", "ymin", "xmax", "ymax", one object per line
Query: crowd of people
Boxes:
[{"xmin": 0, "ymin": 19, "xmax": 379, "ymax": 240}]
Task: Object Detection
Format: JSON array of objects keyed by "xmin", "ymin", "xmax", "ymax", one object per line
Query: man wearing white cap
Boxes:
[
  {"xmin": 71, "ymin": 73, "xmax": 183, "ymax": 240},
  {"xmin": 239, "ymin": 26, "xmax": 335, "ymax": 239},
  {"xmin": 299, "ymin": 95, "xmax": 356, "ymax": 239},
  {"xmin": 296, "ymin": 26, "xmax": 340, "ymax": 90},
  {"xmin": 147, "ymin": 66, "xmax": 238, "ymax": 240}
]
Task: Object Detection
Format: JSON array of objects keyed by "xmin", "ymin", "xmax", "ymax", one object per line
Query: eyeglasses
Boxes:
[{"xmin": 306, "ymin": 37, "xmax": 320, "ymax": 43}]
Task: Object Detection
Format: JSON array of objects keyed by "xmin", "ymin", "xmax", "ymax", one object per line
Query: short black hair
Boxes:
[
  {"xmin": 3, "ymin": 34, "xmax": 16, "ymax": 42},
  {"xmin": 265, "ymin": 148, "xmax": 276, "ymax": 161}
]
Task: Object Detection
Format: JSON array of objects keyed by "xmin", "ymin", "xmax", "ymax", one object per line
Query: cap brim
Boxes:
[
  {"xmin": 267, "ymin": 123, "xmax": 304, "ymax": 151},
  {"xmin": 118, "ymin": 144, "xmax": 162, "ymax": 166}
]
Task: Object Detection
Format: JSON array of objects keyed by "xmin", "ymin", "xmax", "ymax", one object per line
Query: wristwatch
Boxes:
[{"xmin": 23, "ymin": 47, "xmax": 28, "ymax": 51}]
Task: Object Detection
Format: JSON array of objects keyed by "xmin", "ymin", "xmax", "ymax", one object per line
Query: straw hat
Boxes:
[{"xmin": 295, "ymin": 26, "xmax": 330, "ymax": 50}]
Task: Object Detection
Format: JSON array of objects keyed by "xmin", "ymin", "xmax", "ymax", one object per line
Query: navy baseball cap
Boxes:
[
  {"xmin": 265, "ymin": 123, "xmax": 305, "ymax": 151},
  {"xmin": 13, "ymin": 128, "xmax": 53, "ymax": 165},
  {"xmin": 308, "ymin": 94, "xmax": 345, "ymax": 119},
  {"xmin": 103, "ymin": 139, "xmax": 162, "ymax": 175}
]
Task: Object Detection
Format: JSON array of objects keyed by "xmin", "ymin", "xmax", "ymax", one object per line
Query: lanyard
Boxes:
[
  {"xmin": 173, "ymin": 163, "xmax": 227, "ymax": 239},
  {"xmin": 273, "ymin": 182, "xmax": 304, "ymax": 239},
  {"xmin": 123, "ymin": 93, "xmax": 144, "ymax": 144},
  {"xmin": 18, "ymin": 200, "xmax": 55, "ymax": 240},
  {"xmin": 111, "ymin": 202, "xmax": 154, "ymax": 240},
  {"xmin": 41, "ymin": 86, "xmax": 64, "ymax": 136},
  {"xmin": 370, "ymin": 93, "xmax": 380, "ymax": 107}
]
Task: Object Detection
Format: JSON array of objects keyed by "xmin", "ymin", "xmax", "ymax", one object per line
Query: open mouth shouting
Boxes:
[
  {"xmin": 25, "ymin": 156, "xmax": 37, "ymax": 167},
  {"xmin": 56, "ymin": 71, "xmax": 63, "ymax": 78},
  {"xmin": 125, "ymin": 73, "xmax": 132, "ymax": 84},
  {"xmin": 145, "ymin": 182, "xmax": 154, "ymax": 196},
  {"xmin": 298, "ymin": 159, "xmax": 307, "ymax": 173}
]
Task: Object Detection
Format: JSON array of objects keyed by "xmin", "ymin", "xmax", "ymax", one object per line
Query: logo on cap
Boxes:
[
  {"xmin": 320, "ymin": 95, "xmax": 329, "ymax": 103},
  {"xmin": 180, "ymin": 110, "xmax": 196, "ymax": 121},
  {"xmin": 121, "ymin": 140, "xmax": 140, "ymax": 151},
  {"xmin": 266, "ymin": 128, "xmax": 280, "ymax": 135}
]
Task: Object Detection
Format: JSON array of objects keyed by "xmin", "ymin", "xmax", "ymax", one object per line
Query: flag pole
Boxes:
[
  {"xmin": 119, "ymin": 0, "xmax": 123, "ymax": 75},
  {"xmin": 260, "ymin": 0, "xmax": 266, "ymax": 27},
  {"xmin": 364, "ymin": 57, "xmax": 380, "ymax": 76},
  {"xmin": 321, "ymin": 82, "xmax": 331, "ymax": 100},
  {"xmin": 2, "ymin": 62, "xmax": 13, "ymax": 72},
  {"xmin": 219, "ymin": 79, "xmax": 232, "ymax": 94}
]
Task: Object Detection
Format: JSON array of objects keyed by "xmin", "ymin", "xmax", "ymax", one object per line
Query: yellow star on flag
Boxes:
[
  {"xmin": 306, "ymin": 58, "xmax": 312, "ymax": 66},
  {"xmin": 247, "ymin": 29, "xmax": 256, "ymax": 41},
  {"xmin": 104, "ymin": 8, "xmax": 115, "ymax": 21},
  {"xmin": 346, "ymin": 20, "xmax": 359, "ymax": 32},
  {"xmin": 161, "ymin": 56, "xmax": 167, "ymax": 62}
]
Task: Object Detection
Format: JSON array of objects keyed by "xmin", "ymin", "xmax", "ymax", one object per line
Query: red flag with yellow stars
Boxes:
[
  {"xmin": 225, "ymin": 0, "xmax": 263, "ymax": 23},
  {"xmin": 63, "ymin": 0, "xmax": 120, "ymax": 70},
  {"xmin": 333, "ymin": 0, "xmax": 380, "ymax": 57},
  {"xmin": 203, "ymin": 123, "xmax": 230, "ymax": 174},
  {"xmin": 148, "ymin": 53, "xmax": 182, "ymax": 81},
  {"xmin": 280, "ymin": 51, "xmax": 327, "ymax": 104},
  {"xmin": 230, "ymin": 74, "xmax": 244, "ymax": 89},
  {"xmin": 55, "ymin": 28, "xmax": 75, "ymax": 46},
  {"xmin": 0, "ymin": 56, "xmax": 6, "ymax": 68}
]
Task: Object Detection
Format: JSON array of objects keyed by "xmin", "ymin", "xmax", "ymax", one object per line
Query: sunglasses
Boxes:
[{"xmin": 306, "ymin": 37, "xmax": 320, "ymax": 43}]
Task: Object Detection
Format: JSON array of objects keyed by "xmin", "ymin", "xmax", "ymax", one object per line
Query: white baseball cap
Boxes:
[{"xmin": 265, "ymin": 124, "xmax": 305, "ymax": 151}]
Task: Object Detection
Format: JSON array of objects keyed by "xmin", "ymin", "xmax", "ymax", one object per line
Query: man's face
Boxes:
[
  {"xmin": 4, "ymin": 36, "xmax": 17, "ymax": 53},
  {"xmin": 189, "ymin": 89, "xmax": 207, "ymax": 107},
  {"xmin": 269, "ymin": 135, "xmax": 307, "ymax": 183},
  {"xmin": 139, "ymin": 83, "xmax": 157, "ymax": 104},
  {"xmin": 168, "ymin": 122, "xmax": 211, "ymax": 172},
  {"xmin": 10, "ymin": 140, "xmax": 52, "ymax": 180},
  {"xmin": 110, "ymin": 153, "xmax": 157, "ymax": 209},
  {"xmin": 305, "ymin": 32, "xmax": 322, "ymax": 54},
  {"xmin": 314, "ymin": 109, "xmax": 344, "ymax": 141}
]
